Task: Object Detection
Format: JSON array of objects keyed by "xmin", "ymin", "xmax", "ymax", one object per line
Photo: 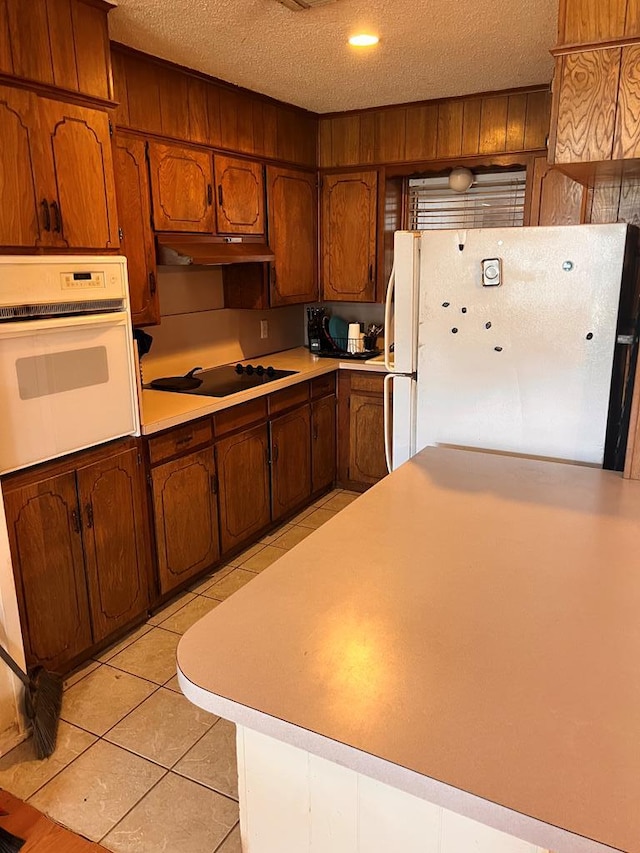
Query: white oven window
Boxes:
[{"xmin": 16, "ymin": 346, "xmax": 109, "ymax": 400}]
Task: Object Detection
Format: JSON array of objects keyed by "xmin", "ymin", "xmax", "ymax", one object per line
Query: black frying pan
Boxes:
[{"xmin": 149, "ymin": 367, "xmax": 203, "ymax": 391}]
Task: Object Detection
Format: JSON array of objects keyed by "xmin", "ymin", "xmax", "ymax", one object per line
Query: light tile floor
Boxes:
[{"xmin": 0, "ymin": 488, "xmax": 360, "ymax": 853}]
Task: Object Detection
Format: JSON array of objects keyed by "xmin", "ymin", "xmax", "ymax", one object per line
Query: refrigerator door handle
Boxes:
[
  {"xmin": 383, "ymin": 372, "xmax": 394, "ymax": 473},
  {"xmin": 384, "ymin": 262, "xmax": 395, "ymax": 371}
]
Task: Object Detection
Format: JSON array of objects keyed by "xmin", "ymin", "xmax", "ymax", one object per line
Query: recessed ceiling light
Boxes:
[{"xmin": 349, "ymin": 33, "xmax": 379, "ymax": 47}]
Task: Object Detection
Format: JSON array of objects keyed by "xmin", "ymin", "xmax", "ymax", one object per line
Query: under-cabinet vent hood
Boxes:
[{"xmin": 157, "ymin": 235, "xmax": 275, "ymax": 266}]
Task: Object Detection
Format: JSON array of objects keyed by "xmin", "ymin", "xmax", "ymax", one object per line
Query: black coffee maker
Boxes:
[{"xmin": 307, "ymin": 307, "xmax": 332, "ymax": 353}]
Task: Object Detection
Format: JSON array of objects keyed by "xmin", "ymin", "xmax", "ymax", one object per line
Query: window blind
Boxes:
[{"xmin": 408, "ymin": 170, "xmax": 526, "ymax": 230}]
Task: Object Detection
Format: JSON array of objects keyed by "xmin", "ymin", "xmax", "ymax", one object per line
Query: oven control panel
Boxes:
[{"xmin": 61, "ymin": 271, "xmax": 106, "ymax": 290}]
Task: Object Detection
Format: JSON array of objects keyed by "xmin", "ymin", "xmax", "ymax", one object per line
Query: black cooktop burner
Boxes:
[{"xmin": 147, "ymin": 364, "xmax": 298, "ymax": 397}]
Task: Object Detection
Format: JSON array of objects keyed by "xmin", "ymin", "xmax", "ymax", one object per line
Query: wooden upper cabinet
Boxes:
[
  {"xmin": 267, "ymin": 166, "xmax": 318, "ymax": 306},
  {"xmin": 0, "ymin": 86, "xmax": 43, "ymax": 247},
  {"xmin": 76, "ymin": 448, "xmax": 151, "ymax": 644},
  {"xmin": 148, "ymin": 141, "xmax": 215, "ymax": 232},
  {"xmin": 614, "ymin": 45, "xmax": 640, "ymax": 160},
  {"xmin": 3, "ymin": 0, "xmax": 112, "ymax": 100},
  {"xmin": 551, "ymin": 48, "xmax": 620, "ymax": 166},
  {"xmin": 113, "ymin": 135, "xmax": 159, "ymax": 326},
  {"xmin": 36, "ymin": 97, "xmax": 120, "ymax": 248},
  {"xmin": 529, "ymin": 157, "xmax": 586, "ymax": 225},
  {"xmin": 557, "ymin": 0, "xmax": 628, "ymax": 45},
  {"xmin": 3, "ymin": 472, "xmax": 92, "ymax": 671},
  {"xmin": 214, "ymin": 154, "xmax": 265, "ymax": 235},
  {"xmin": 321, "ymin": 171, "xmax": 378, "ymax": 302}
]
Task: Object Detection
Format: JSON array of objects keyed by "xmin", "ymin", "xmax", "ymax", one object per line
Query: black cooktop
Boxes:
[{"xmin": 147, "ymin": 363, "xmax": 298, "ymax": 397}]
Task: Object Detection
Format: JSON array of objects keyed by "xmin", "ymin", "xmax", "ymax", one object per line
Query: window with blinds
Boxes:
[{"xmin": 407, "ymin": 170, "xmax": 527, "ymax": 230}]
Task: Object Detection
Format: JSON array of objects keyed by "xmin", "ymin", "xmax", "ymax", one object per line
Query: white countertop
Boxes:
[
  {"xmin": 178, "ymin": 447, "xmax": 640, "ymax": 853},
  {"xmin": 140, "ymin": 347, "xmax": 387, "ymax": 434}
]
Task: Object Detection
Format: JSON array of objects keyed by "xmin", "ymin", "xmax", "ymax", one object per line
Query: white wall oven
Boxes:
[{"xmin": 0, "ymin": 256, "xmax": 139, "ymax": 475}]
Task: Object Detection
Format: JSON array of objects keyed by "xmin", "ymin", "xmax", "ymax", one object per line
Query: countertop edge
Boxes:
[{"xmin": 176, "ymin": 667, "xmax": 618, "ymax": 853}]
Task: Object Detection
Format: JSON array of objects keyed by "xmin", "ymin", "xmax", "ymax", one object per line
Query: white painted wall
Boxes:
[{"xmin": 0, "ymin": 486, "xmax": 28, "ymax": 755}]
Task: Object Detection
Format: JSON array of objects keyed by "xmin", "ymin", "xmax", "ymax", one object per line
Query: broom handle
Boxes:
[{"xmin": 0, "ymin": 644, "xmax": 29, "ymax": 688}]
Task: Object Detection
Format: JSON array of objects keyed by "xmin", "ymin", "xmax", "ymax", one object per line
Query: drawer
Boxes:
[
  {"xmin": 268, "ymin": 381, "xmax": 310, "ymax": 416},
  {"xmin": 148, "ymin": 418, "xmax": 213, "ymax": 465},
  {"xmin": 214, "ymin": 397, "xmax": 268, "ymax": 438},
  {"xmin": 311, "ymin": 372, "xmax": 337, "ymax": 400},
  {"xmin": 349, "ymin": 372, "xmax": 386, "ymax": 394}
]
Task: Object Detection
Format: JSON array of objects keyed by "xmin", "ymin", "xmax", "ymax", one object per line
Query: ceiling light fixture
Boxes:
[
  {"xmin": 448, "ymin": 167, "xmax": 474, "ymax": 193},
  {"xmin": 349, "ymin": 34, "xmax": 379, "ymax": 47}
]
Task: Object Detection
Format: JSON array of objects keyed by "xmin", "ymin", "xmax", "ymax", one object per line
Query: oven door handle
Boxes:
[{"xmin": 0, "ymin": 311, "xmax": 130, "ymax": 338}]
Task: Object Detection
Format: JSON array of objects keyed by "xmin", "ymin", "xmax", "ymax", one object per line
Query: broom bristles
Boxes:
[
  {"xmin": 0, "ymin": 825, "xmax": 25, "ymax": 852},
  {"xmin": 24, "ymin": 667, "xmax": 63, "ymax": 760}
]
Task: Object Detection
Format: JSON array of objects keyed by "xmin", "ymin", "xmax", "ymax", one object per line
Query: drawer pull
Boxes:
[
  {"xmin": 85, "ymin": 503, "xmax": 94, "ymax": 529},
  {"xmin": 175, "ymin": 434, "xmax": 194, "ymax": 447}
]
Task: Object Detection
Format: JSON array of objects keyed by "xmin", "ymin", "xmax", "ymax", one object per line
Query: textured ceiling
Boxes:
[{"xmin": 109, "ymin": 0, "xmax": 558, "ymax": 113}]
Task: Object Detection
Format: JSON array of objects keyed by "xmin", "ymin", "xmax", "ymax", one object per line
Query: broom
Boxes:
[{"xmin": 0, "ymin": 645, "xmax": 62, "ymax": 760}]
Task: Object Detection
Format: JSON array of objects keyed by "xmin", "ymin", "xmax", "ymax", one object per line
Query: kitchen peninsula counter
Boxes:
[
  {"xmin": 140, "ymin": 347, "xmax": 386, "ymax": 434},
  {"xmin": 178, "ymin": 447, "xmax": 640, "ymax": 853}
]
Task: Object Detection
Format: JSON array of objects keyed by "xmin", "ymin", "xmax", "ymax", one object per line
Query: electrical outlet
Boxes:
[{"xmin": 260, "ymin": 319, "xmax": 269, "ymax": 339}]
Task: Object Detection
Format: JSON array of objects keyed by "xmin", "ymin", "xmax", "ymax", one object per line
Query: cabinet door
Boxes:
[
  {"xmin": 113, "ymin": 135, "xmax": 160, "ymax": 326},
  {"xmin": 3, "ymin": 472, "xmax": 92, "ymax": 671},
  {"xmin": 321, "ymin": 171, "xmax": 378, "ymax": 302},
  {"xmin": 528, "ymin": 157, "xmax": 586, "ymax": 226},
  {"xmin": 349, "ymin": 391, "xmax": 387, "ymax": 485},
  {"xmin": 77, "ymin": 448, "xmax": 151, "ymax": 644},
  {"xmin": 152, "ymin": 448, "xmax": 220, "ymax": 594},
  {"xmin": 552, "ymin": 49, "xmax": 620, "ymax": 165},
  {"xmin": 214, "ymin": 154, "xmax": 265, "ymax": 235},
  {"xmin": 148, "ymin": 141, "xmax": 215, "ymax": 232},
  {"xmin": 266, "ymin": 166, "xmax": 318, "ymax": 306},
  {"xmin": 36, "ymin": 97, "xmax": 120, "ymax": 248},
  {"xmin": 312, "ymin": 395, "xmax": 336, "ymax": 494},
  {"xmin": 0, "ymin": 85, "xmax": 43, "ymax": 247},
  {"xmin": 271, "ymin": 405, "xmax": 312, "ymax": 522},
  {"xmin": 216, "ymin": 423, "xmax": 271, "ymax": 554},
  {"xmin": 614, "ymin": 45, "xmax": 640, "ymax": 160}
]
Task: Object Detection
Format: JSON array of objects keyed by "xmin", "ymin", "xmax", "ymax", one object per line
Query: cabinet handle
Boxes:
[
  {"xmin": 40, "ymin": 199, "xmax": 51, "ymax": 232},
  {"xmin": 175, "ymin": 434, "xmax": 193, "ymax": 447},
  {"xmin": 85, "ymin": 503, "xmax": 94, "ymax": 530},
  {"xmin": 210, "ymin": 474, "xmax": 218, "ymax": 495},
  {"xmin": 149, "ymin": 271, "xmax": 156, "ymax": 296},
  {"xmin": 368, "ymin": 264, "xmax": 373, "ymax": 283},
  {"xmin": 71, "ymin": 507, "xmax": 82, "ymax": 534},
  {"xmin": 51, "ymin": 201, "xmax": 62, "ymax": 233},
  {"xmin": 217, "ymin": 184, "xmax": 223, "ymax": 207},
  {"xmin": 273, "ymin": 443, "xmax": 279, "ymax": 463},
  {"xmin": 265, "ymin": 447, "xmax": 271, "ymax": 466},
  {"xmin": 207, "ymin": 184, "xmax": 213, "ymax": 206},
  {"xmin": 270, "ymin": 266, "xmax": 276, "ymax": 289},
  {"xmin": 313, "ymin": 426, "xmax": 318, "ymax": 441}
]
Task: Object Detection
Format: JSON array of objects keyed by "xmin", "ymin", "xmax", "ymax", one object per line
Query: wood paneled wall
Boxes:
[
  {"xmin": 318, "ymin": 88, "xmax": 550, "ymax": 169},
  {"xmin": 111, "ymin": 44, "xmax": 317, "ymax": 168}
]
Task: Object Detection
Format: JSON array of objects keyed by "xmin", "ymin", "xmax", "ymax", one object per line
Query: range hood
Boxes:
[{"xmin": 157, "ymin": 235, "xmax": 275, "ymax": 266}]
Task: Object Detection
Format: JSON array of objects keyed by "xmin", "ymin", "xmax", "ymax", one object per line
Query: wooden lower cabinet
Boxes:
[
  {"xmin": 76, "ymin": 448, "xmax": 151, "ymax": 644},
  {"xmin": 216, "ymin": 424, "xmax": 271, "ymax": 555},
  {"xmin": 152, "ymin": 447, "xmax": 220, "ymax": 594},
  {"xmin": 270, "ymin": 405, "xmax": 312, "ymax": 521},
  {"xmin": 3, "ymin": 472, "xmax": 92, "ymax": 671},
  {"xmin": 337, "ymin": 371, "xmax": 388, "ymax": 489},
  {"xmin": 2, "ymin": 440, "xmax": 151, "ymax": 672},
  {"xmin": 311, "ymin": 395, "xmax": 336, "ymax": 493}
]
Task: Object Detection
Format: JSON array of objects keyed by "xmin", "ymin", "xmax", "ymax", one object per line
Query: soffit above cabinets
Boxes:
[{"xmin": 108, "ymin": 0, "xmax": 558, "ymax": 113}]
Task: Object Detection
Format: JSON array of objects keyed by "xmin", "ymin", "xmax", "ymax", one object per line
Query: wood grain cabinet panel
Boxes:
[
  {"xmin": 5, "ymin": 0, "xmax": 54, "ymax": 86},
  {"xmin": 553, "ymin": 49, "xmax": 620, "ymax": 164},
  {"xmin": 558, "ymin": 0, "xmax": 627, "ymax": 44},
  {"xmin": 37, "ymin": 98, "xmax": 120, "ymax": 248},
  {"xmin": 77, "ymin": 448, "xmax": 151, "ymax": 644},
  {"xmin": 215, "ymin": 424, "xmax": 271, "ymax": 554},
  {"xmin": 614, "ymin": 45, "xmax": 640, "ymax": 159},
  {"xmin": 70, "ymin": 0, "xmax": 110, "ymax": 100},
  {"xmin": 152, "ymin": 448, "xmax": 220, "ymax": 594},
  {"xmin": 0, "ymin": 86, "xmax": 42, "ymax": 247},
  {"xmin": 148, "ymin": 141, "xmax": 215, "ymax": 232},
  {"xmin": 348, "ymin": 391, "xmax": 387, "ymax": 485},
  {"xmin": 529, "ymin": 156, "xmax": 586, "ymax": 225},
  {"xmin": 3, "ymin": 473, "xmax": 92, "ymax": 672},
  {"xmin": 270, "ymin": 405, "xmax": 312, "ymax": 521},
  {"xmin": 113, "ymin": 134, "xmax": 159, "ymax": 326},
  {"xmin": 214, "ymin": 154, "xmax": 265, "ymax": 235},
  {"xmin": 266, "ymin": 166, "xmax": 318, "ymax": 306},
  {"xmin": 311, "ymin": 395, "xmax": 336, "ymax": 494},
  {"xmin": 321, "ymin": 171, "xmax": 378, "ymax": 302}
]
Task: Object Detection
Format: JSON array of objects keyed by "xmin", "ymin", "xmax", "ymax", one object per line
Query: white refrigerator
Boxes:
[{"xmin": 383, "ymin": 224, "xmax": 634, "ymax": 471}]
